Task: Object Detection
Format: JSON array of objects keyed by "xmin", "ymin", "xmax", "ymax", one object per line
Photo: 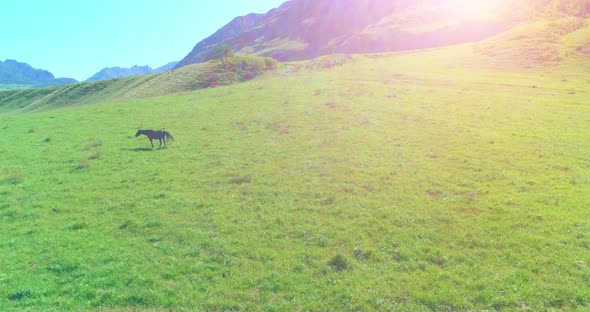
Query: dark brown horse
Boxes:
[{"xmin": 135, "ymin": 129, "xmax": 174, "ymax": 148}]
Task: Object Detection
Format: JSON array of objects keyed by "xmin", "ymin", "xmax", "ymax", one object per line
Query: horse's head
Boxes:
[{"xmin": 135, "ymin": 129, "xmax": 142, "ymax": 137}]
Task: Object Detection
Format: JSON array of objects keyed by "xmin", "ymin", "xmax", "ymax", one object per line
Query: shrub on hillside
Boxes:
[
  {"xmin": 212, "ymin": 44, "xmax": 234, "ymax": 61},
  {"xmin": 196, "ymin": 56, "xmax": 278, "ymax": 88},
  {"xmin": 305, "ymin": 54, "xmax": 351, "ymax": 70},
  {"xmin": 230, "ymin": 56, "xmax": 278, "ymax": 72}
]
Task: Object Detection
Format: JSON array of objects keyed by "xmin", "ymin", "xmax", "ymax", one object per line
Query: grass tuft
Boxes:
[
  {"xmin": 67, "ymin": 221, "xmax": 87, "ymax": 231},
  {"xmin": 329, "ymin": 254, "xmax": 349, "ymax": 271},
  {"xmin": 0, "ymin": 168, "xmax": 24, "ymax": 185},
  {"xmin": 229, "ymin": 174, "xmax": 251, "ymax": 185},
  {"xmin": 76, "ymin": 159, "xmax": 90, "ymax": 170},
  {"xmin": 8, "ymin": 290, "xmax": 33, "ymax": 302},
  {"xmin": 353, "ymin": 249, "xmax": 372, "ymax": 261},
  {"xmin": 47, "ymin": 261, "xmax": 79, "ymax": 275},
  {"xmin": 85, "ymin": 139, "xmax": 103, "ymax": 149}
]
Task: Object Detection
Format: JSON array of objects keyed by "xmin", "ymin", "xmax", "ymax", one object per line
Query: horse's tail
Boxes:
[{"xmin": 164, "ymin": 131, "xmax": 174, "ymax": 142}]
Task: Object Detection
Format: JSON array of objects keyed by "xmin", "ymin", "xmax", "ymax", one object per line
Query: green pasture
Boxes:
[{"xmin": 1, "ymin": 45, "xmax": 589, "ymax": 311}]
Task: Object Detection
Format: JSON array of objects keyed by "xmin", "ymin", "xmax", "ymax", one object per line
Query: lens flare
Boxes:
[{"xmin": 439, "ymin": 0, "xmax": 504, "ymax": 19}]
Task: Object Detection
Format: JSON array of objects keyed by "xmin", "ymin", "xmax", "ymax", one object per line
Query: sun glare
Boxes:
[{"xmin": 440, "ymin": 0, "xmax": 504, "ymax": 18}]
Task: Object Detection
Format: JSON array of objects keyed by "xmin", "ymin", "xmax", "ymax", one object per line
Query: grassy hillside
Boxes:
[
  {"xmin": 1, "ymin": 30, "xmax": 589, "ymax": 311},
  {"xmin": 3, "ymin": 14, "xmax": 588, "ymax": 116},
  {"xmin": 0, "ymin": 84, "xmax": 34, "ymax": 92},
  {"xmin": 0, "ymin": 56, "xmax": 277, "ymax": 115},
  {"xmin": 476, "ymin": 17, "xmax": 590, "ymax": 66}
]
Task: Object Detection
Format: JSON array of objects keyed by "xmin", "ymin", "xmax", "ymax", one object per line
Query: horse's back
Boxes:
[
  {"xmin": 139, "ymin": 129, "xmax": 172, "ymax": 141},
  {"xmin": 147, "ymin": 130, "xmax": 164, "ymax": 139}
]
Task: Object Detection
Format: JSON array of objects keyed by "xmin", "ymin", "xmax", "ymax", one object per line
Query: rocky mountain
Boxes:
[
  {"xmin": 86, "ymin": 61, "xmax": 178, "ymax": 81},
  {"xmin": 176, "ymin": 0, "xmax": 590, "ymax": 69},
  {"xmin": 153, "ymin": 61, "xmax": 179, "ymax": 73},
  {"xmin": 0, "ymin": 59, "xmax": 77, "ymax": 87},
  {"xmin": 86, "ymin": 65, "xmax": 153, "ymax": 82}
]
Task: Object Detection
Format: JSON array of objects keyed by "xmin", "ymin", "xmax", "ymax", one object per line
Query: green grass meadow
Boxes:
[{"xmin": 1, "ymin": 46, "xmax": 589, "ymax": 310}]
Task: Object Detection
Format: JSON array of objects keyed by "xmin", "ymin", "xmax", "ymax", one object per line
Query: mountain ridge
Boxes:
[
  {"xmin": 175, "ymin": 0, "xmax": 504, "ymax": 68},
  {"xmin": 86, "ymin": 61, "xmax": 178, "ymax": 82},
  {"xmin": 175, "ymin": 0, "xmax": 590, "ymax": 69},
  {"xmin": 0, "ymin": 59, "xmax": 77, "ymax": 88}
]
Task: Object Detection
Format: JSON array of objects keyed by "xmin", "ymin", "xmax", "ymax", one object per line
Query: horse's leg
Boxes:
[
  {"xmin": 158, "ymin": 138, "xmax": 163, "ymax": 149},
  {"xmin": 149, "ymin": 138, "xmax": 154, "ymax": 148}
]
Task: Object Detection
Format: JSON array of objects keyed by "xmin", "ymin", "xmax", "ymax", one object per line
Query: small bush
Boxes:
[
  {"xmin": 329, "ymin": 254, "xmax": 349, "ymax": 271},
  {"xmin": 306, "ymin": 54, "xmax": 351, "ymax": 70},
  {"xmin": 8, "ymin": 289, "xmax": 33, "ymax": 301},
  {"xmin": 197, "ymin": 56, "xmax": 278, "ymax": 88},
  {"xmin": 231, "ymin": 56, "xmax": 278, "ymax": 76},
  {"xmin": 212, "ymin": 44, "xmax": 234, "ymax": 60},
  {"xmin": 264, "ymin": 57, "xmax": 278, "ymax": 70}
]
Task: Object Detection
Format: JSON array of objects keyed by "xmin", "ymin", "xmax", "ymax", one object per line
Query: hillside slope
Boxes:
[
  {"xmin": 175, "ymin": 0, "xmax": 508, "ymax": 67},
  {"xmin": 476, "ymin": 16, "xmax": 590, "ymax": 66},
  {"xmin": 175, "ymin": 0, "xmax": 590, "ymax": 68},
  {"xmin": 2, "ymin": 12, "xmax": 589, "ymax": 115},
  {"xmin": 0, "ymin": 56, "xmax": 277, "ymax": 114}
]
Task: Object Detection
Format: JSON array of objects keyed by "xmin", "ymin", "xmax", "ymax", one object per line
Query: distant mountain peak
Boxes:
[
  {"xmin": 0, "ymin": 59, "xmax": 77, "ymax": 87},
  {"xmin": 86, "ymin": 61, "xmax": 178, "ymax": 82}
]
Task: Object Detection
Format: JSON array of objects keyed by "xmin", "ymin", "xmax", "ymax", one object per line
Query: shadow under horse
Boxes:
[{"xmin": 135, "ymin": 129, "xmax": 174, "ymax": 149}]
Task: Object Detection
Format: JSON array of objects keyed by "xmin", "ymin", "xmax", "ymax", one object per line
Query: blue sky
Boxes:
[{"xmin": 1, "ymin": 0, "xmax": 286, "ymax": 81}]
